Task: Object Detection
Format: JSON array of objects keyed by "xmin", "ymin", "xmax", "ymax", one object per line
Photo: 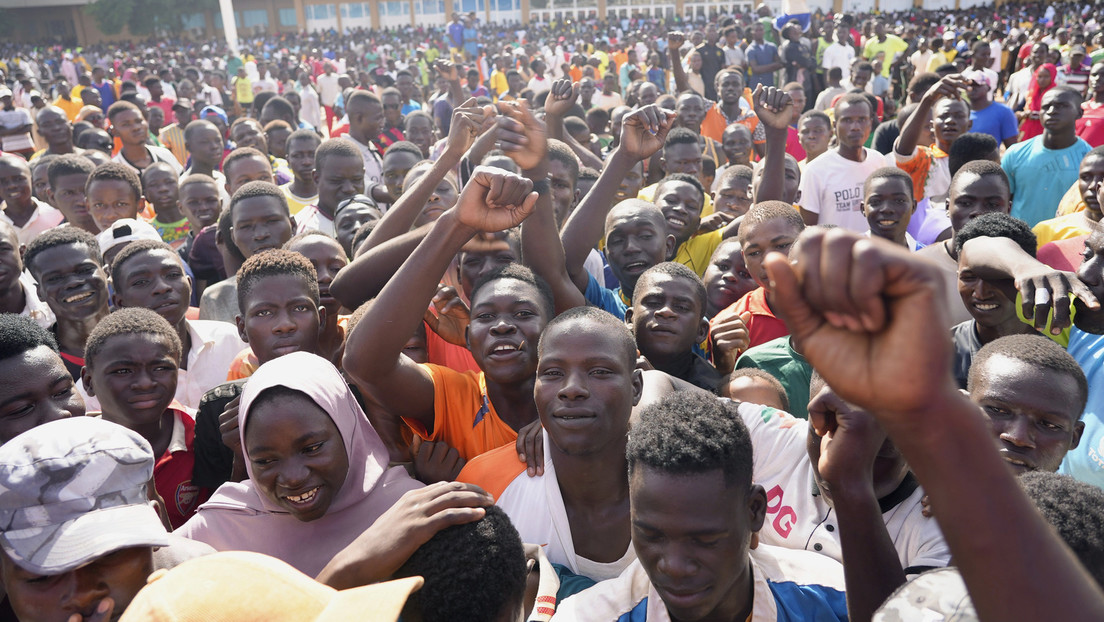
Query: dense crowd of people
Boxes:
[{"xmin": 0, "ymin": 2, "xmax": 1103, "ymax": 621}]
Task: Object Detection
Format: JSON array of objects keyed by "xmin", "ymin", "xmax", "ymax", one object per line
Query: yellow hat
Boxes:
[{"xmin": 119, "ymin": 551, "xmax": 423, "ymax": 622}]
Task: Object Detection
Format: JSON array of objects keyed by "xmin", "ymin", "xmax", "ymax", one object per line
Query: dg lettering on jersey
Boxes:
[{"xmin": 765, "ymin": 484, "xmax": 797, "ymax": 538}]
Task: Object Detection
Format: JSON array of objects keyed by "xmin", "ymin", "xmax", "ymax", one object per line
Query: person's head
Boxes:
[
  {"xmin": 968, "ymin": 334, "xmax": 1087, "ymax": 474},
  {"xmin": 720, "ymin": 368, "xmax": 789, "ymax": 410},
  {"xmin": 403, "ymin": 111, "xmax": 436, "ymax": 158},
  {"xmin": 721, "ymin": 123, "xmax": 753, "ymax": 167},
  {"xmin": 955, "ymin": 212, "xmax": 1036, "ymax": 338},
  {"xmin": 1077, "ymin": 146, "xmax": 1104, "ymax": 220},
  {"xmin": 715, "ymin": 69, "xmax": 745, "ymax": 106},
  {"xmin": 931, "ymin": 97, "xmax": 972, "ymax": 149},
  {"xmin": 712, "ymin": 165, "xmax": 754, "ymax": 219},
  {"xmin": 626, "ymin": 262, "xmax": 708, "ymax": 363},
  {"xmin": 333, "ymin": 194, "xmax": 382, "ymax": 259},
  {"xmin": 382, "ymin": 141, "xmax": 425, "ymax": 203},
  {"xmin": 144, "ymin": 76, "xmax": 163, "ymax": 99},
  {"xmin": 0, "ymin": 155, "xmax": 33, "ymax": 212},
  {"xmin": 659, "ymin": 127, "xmax": 703, "ymax": 180},
  {"xmin": 947, "ymin": 159, "xmax": 1011, "ymax": 235},
  {"xmin": 737, "ymin": 201, "xmax": 805, "ymax": 292},
  {"xmin": 86, "ymin": 162, "xmax": 143, "ymax": 232},
  {"xmin": 0, "ymin": 314, "xmax": 84, "ymax": 443},
  {"xmin": 1018, "ymin": 472, "xmax": 1104, "ymax": 588},
  {"xmin": 0, "ymin": 417, "xmax": 169, "ymax": 622},
  {"xmin": 653, "ymin": 173, "xmax": 706, "ymax": 247},
  {"xmin": 405, "ymin": 162, "xmax": 459, "ymax": 228},
  {"xmin": 82, "ymin": 308, "xmax": 181, "ymax": 431},
  {"xmin": 171, "ymin": 100, "xmax": 195, "ymax": 129},
  {"xmin": 35, "ymin": 106, "xmax": 73, "ymax": 150},
  {"xmin": 230, "ymin": 118, "xmax": 268, "ymax": 155},
  {"xmin": 30, "ymin": 155, "xmax": 57, "ymax": 203},
  {"xmin": 285, "ymin": 232, "xmax": 347, "ymax": 321},
  {"xmin": 139, "ymin": 162, "xmax": 179, "ymax": 216},
  {"xmin": 752, "ymin": 153, "xmax": 801, "ymax": 205},
  {"xmin": 236, "ymin": 249, "xmax": 323, "ymax": 364},
  {"xmin": 467, "ymin": 263, "xmax": 553, "ymax": 384},
  {"xmin": 346, "ymin": 91, "xmax": 384, "ymax": 143},
  {"xmin": 45, "ymin": 154, "xmax": 96, "ymax": 232},
  {"xmin": 603, "ymin": 200, "xmax": 677, "ymax": 298},
  {"xmin": 182, "ymin": 119, "xmax": 224, "ymax": 172},
  {"xmin": 1041, "ymin": 86, "xmax": 1084, "ymax": 136},
  {"xmin": 262, "ymin": 120, "xmax": 293, "ymax": 160},
  {"xmin": 627, "ymin": 391, "xmax": 764, "ymax": 622},
  {"xmin": 947, "ymin": 132, "xmax": 1000, "ymax": 178},
  {"xmin": 284, "ymin": 130, "xmax": 321, "ymax": 191},
  {"xmin": 223, "ymin": 147, "xmax": 275, "ymax": 196},
  {"xmin": 259, "ymin": 96, "xmax": 297, "ymax": 129},
  {"xmin": 861, "ymin": 167, "xmax": 915, "ymax": 245},
  {"xmin": 797, "ymin": 110, "xmax": 831, "ymax": 161},
  {"xmin": 545, "ymin": 139, "xmax": 580, "ymax": 226},
  {"xmin": 535, "ymin": 306, "xmax": 642, "ymax": 457},
  {"xmin": 106, "ymin": 101, "xmax": 148, "ymax": 148},
  {"xmin": 177, "ymin": 174, "xmax": 221, "ymax": 232},
  {"xmin": 579, "ymin": 77, "xmax": 598, "ymax": 105},
  {"xmin": 229, "ymin": 181, "xmax": 294, "ymax": 258},
  {"xmin": 314, "ymin": 139, "xmax": 365, "ymax": 216},
  {"xmin": 833, "ymin": 93, "xmax": 873, "ymax": 150},
  {"xmin": 850, "ymin": 61, "xmax": 874, "ymax": 90},
  {"xmin": 455, "ymin": 228, "xmax": 521, "ymax": 301},
  {"xmin": 675, "ymin": 92, "xmax": 707, "ymax": 132},
  {"xmin": 702, "ymin": 238, "xmax": 756, "ymax": 318}
]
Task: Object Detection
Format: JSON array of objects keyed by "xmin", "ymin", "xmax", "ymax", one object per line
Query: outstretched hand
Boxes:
[
  {"xmin": 494, "ymin": 99, "xmax": 549, "ymax": 173},
  {"xmin": 618, "ymin": 104, "xmax": 677, "ymax": 162},
  {"xmin": 454, "ymin": 166, "xmax": 539, "ymax": 233},
  {"xmin": 544, "ymin": 79, "xmax": 578, "ymax": 118},
  {"xmin": 765, "ymin": 229, "xmax": 955, "ymax": 418},
  {"xmin": 753, "ymin": 84, "xmax": 794, "ymax": 132},
  {"xmin": 445, "ymin": 98, "xmax": 496, "ymax": 157},
  {"xmin": 923, "ymin": 73, "xmax": 968, "ymax": 103},
  {"xmin": 424, "ymin": 284, "xmax": 470, "ymax": 346},
  {"xmin": 434, "ymin": 59, "xmax": 460, "ymax": 81}
]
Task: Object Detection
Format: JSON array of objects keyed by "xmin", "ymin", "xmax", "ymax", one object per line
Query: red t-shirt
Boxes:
[
  {"xmin": 714, "ymin": 287, "xmax": 790, "ymax": 350},
  {"xmin": 155, "ymin": 408, "xmax": 211, "ymax": 529}
]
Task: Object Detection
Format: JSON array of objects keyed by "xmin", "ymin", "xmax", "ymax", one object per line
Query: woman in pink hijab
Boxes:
[
  {"xmin": 177, "ymin": 351, "xmax": 424, "ymax": 577},
  {"xmin": 1019, "ymin": 62, "xmax": 1057, "ymax": 141}
]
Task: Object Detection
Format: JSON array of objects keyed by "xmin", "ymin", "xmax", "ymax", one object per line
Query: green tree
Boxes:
[{"xmin": 84, "ymin": 0, "xmax": 217, "ymax": 36}]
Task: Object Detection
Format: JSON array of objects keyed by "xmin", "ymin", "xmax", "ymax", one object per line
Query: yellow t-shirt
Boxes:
[
  {"xmin": 234, "ymin": 76, "xmax": 254, "ymax": 104},
  {"xmin": 637, "ymin": 182, "xmax": 715, "ymax": 218},
  {"xmin": 489, "ymin": 70, "xmax": 508, "ymax": 100},
  {"xmin": 673, "ymin": 230, "xmax": 723, "ymax": 278},
  {"xmin": 1057, "ymin": 181, "xmax": 1087, "ymax": 216},
  {"xmin": 1033, "ymin": 212, "xmax": 1094, "ymax": 249},
  {"xmin": 280, "ymin": 183, "xmax": 317, "ymax": 216}
]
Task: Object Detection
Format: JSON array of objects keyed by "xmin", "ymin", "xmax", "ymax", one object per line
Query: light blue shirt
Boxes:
[
  {"xmin": 1001, "ymin": 136, "xmax": 1091, "ymax": 227},
  {"xmin": 1060, "ymin": 327, "xmax": 1104, "ymax": 489}
]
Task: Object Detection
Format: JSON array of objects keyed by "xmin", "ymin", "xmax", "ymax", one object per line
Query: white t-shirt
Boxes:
[
  {"xmin": 316, "ymin": 73, "xmax": 341, "ymax": 107},
  {"xmin": 799, "ymin": 148, "xmax": 890, "ymax": 232},
  {"xmin": 0, "ymin": 107, "xmax": 34, "ymax": 151},
  {"xmin": 822, "ymin": 43, "xmax": 855, "ymax": 80},
  {"xmin": 0, "ymin": 198, "xmax": 64, "ymax": 246}
]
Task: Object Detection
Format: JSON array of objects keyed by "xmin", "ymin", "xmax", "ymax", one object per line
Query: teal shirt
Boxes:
[{"xmin": 735, "ymin": 336, "xmax": 813, "ymax": 418}]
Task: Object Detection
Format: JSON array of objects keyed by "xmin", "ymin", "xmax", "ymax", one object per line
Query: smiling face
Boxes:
[
  {"xmin": 703, "ymin": 240, "xmax": 757, "ymax": 317},
  {"xmin": 36, "ymin": 107, "xmax": 71, "ymax": 148},
  {"xmin": 0, "ymin": 345, "xmax": 84, "ymax": 445},
  {"xmin": 0, "ymin": 158, "xmax": 33, "ymax": 211},
  {"xmin": 970, "ymin": 355, "xmax": 1084, "ymax": 474},
  {"xmin": 112, "ymin": 249, "xmax": 192, "ymax": 328},
  {"xmin": 237, "ymin": 274, "xmax": 322, "ymax": 364},
  {"xmin": 467, "ymin": 278, "xmax": 549, "ymax": 385},
  {"xmin": 231, "ymin": 195, "xmax": 294, "ymax": 258},
  {"xmin": 84, "ymin": 333, "xmax": 178, "ymax": 429},
  {"xmin": 87, "ymin": 179, "xmax": 140, "ymax": 233},
  {"xmin": 631, "ymin": 467, "xmax": 763, "ymax": 622},
  {"xmin": 654, "ymin": 180, "xmax": 704, "ymax": 247},
  {"xmin": 535, "ymin": 320, "xmax": 641, "ymax": 457},
  {"xmin": 179, "ymin": 181, "xmax": 221, "ymax": 231},
  {"xmin": 29, "ymin": 243, "xmax": 109, "ymax": 323},
  {"xmin": 244, "ymin": 390, "xmax": 349, "ymax": 522},
  {"xmin": 627, "ymin": 272, "xmax": 708, "ymax": 361},
  {"xmin": 721, "ymin": 124, "xmax": 753, "ymax": 166},
  {"xmin": 862, "ymin": 176, "xmax": 915, "ymax": 244}
]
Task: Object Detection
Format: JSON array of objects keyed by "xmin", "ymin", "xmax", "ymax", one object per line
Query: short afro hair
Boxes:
[
  {"xmin": 1019, "ymin": 471, "xmax": 1104, "ymax": 588},
  {"xmin": 86, "ymin": 162, "xmax": 142, "ymax": 203},
  {"xmin": 738, "ymin": 201, "xmax": 806, "ymax": 246},
  {"xmin": 968, "ymin": 334, "xmax": 1089, "ymax": 415},
  {"xmin": 286, "ymin": 128, "xmax": 322, "ymax": 151},
  {"xmin": 547, "ymin": 139, "xmax": 580, "ymax": 189},
  {"xmin": 953, "ymin": 212, "xmax": 1035, "ymax": 258},
  {"xmin": 834, "ymin": 92, "xmax": 874, "ymax": 119},
  {"xmin": 663, "ymin": 127, "xmax": 700, "ymax": 152},
  {"xmin": 394, "ymin": 505, "xmax": 527, "ymax": 622},
  {"xmin": 109, "ymin": 239, "xmax": 178, "ymax": 285},
  {"xmin": 539, "ymin": 305, "xmax": 638, "ymax": 367},
  {"xmin": 717, "ymin": 164, "xmax": 754, "ymax": 189},
  {"xmin": 229, "ymin": 180, "xmax": 291, "ymax": 221},
  {"xmin": 382, "ymin": 140, "xmax": 425, "ymax": 160},
  {"xmin": 24, "ymin": 226, "xmax": 103, "ymax": 277},
  {"xmin": 948, "ymin": 133, "xmax": 1000, "ymax": 177},
  {"xmin": 222, "ymin": 147, "xmax": 272, "ymax": 180},
  {"xmin": 628, "ymin": 390, "xmax": 754, "ymax": 489},
  {"xmin": 0, "ymin": 314, "xmax": 59, "ymax": 362},
  {"xmin": 721, "ymin": 368, "xmax": 790, "ymax": 411},
  {"xmin": 470, "ymin": 263, "xmax": 554, "ymax": 320},
  {"xmin": 179, "ymin": 173, "xmax": 219, "ymax": 193},
  {"xmin": 655, "ymin": 172, "xmax": 707, "ymax": 210},
  {"xmin": 315, "ymin": 138, "xmax": 364, "ymax": 173},
  {"xmin": 47, "ymin": 153, "xmax": 95, "ymax": 190},
  {"xmin": 863, "ymin": 166, "xmax": 915, "ymax": 200},
  {"xmin": 105, "ymin": 100, "xmax": 142, "ymax": 123},
  {"xmin": 85, "ymin": 307, "xmax": 183, "ymax": 368},
  {"xmin": 237, "ymin": 248, "xmax": 319, "ymax": 314},
  {"xmin": 797, "ymin": 109, "xmax": 831, "ymax": 129},
  {"xmin": 260, "ymin": 96, "xmax": 296, "ymax": 124},
  {"xmin": 951, "ymin": 158, "xmax": 1009, "ymax": 196},
  {"xmin": 633, "ymin": 261, "xmax": 707, "ymax": 314},
  {"xmin": 183, "ymin": 119, "xmax": 219, "ymax": 143}
]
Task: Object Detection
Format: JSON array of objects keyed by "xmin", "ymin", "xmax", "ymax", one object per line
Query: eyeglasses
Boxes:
[
  {"xmin": 336, "ymin": 194, "xmax": 380, "ymax": 216},
  {"xmin": 383, "ymin": 103, "xmax": 401, "ymax": 110}
]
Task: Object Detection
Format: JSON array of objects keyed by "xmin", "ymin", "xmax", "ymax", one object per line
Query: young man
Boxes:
[
  {"xmin": 894, "ymin": 74, "xmax": 973, "ymax": 204},
  {"xmin": 281, "ymin": 129, "xmax": 321, "ymax": 216},
  {"xmin": 342, "ymin": 91, "xmax": 388, "ymax": 204},
  {"xmin": 636, "ymin": 128, "xmax": 713, "ymax": 218},
  {"xmin": 295, "ymin": 138, "xmax": 365, "ymax": 237},
  {"xmin": 799, "ymin": 93, "xmax": 890, "ymax": 230},
  {"xmin": 380, "ymin": 141, "xmax": 424, "ymax": 204},
  {"xmin": 140, "ymin": 163, "xmax": 190, "ymax": 250},
  {"xmin": 344, "ymin": 166, "xmax": 543, "ymax": 461},
  {"xmin": 951, "ymin": 213, "xmax": 1042, "ymax": 388},
  {"xmin": 45, "ymin": 153, "xmax": 98, "ymax": 233},
  {"xmin": 182, "ymin": 119, "xmax": 232, "ymax": 208},
  {"xmin": 110, "ymin": 239, "xmax": 246, "ymax": 410},
  {"xmin": 458, "ymin": 307, "xmax": 642, "ymax": 582},
  {"xmin": 797, "ymin": 110, "xmax": 833, "ymax": 167},
  {"xmin": 0, "ymin": 417, "xmax": 211, "ymax": 622},
  {"xmin": 32, "ymin": 105, "xmax": 79, "ymax": 159},
  {"xmin": 861, "ymin": 167, "xmax": 920, "ymax": 249},
  {"xmin": 702, "ymin": 237, "xmax": 757, "ymax": 321},
  {"xmin": 554, "ymin": 390, "xmax": 849, "ymax": 622},
  {"xmin": 86, "ymin": 162, "xmax": 144, "ymax": 233},
  {"xmin": 1002, "ymin": 86, "xmax": 1092, "ymax": 227},
  {"xmin": 82, "ymin": 308, "xmax": 212, "ymax": 528},
  {"xmin": 0, "ymin": 314, "xmax": 83, "ymax": 444},
  {"xmin": 964, "ymin": 69, "xmax": 1019, "ymax": 148},
  {"xmin": 107, "ymin": 101, "xmax": 183, "ymax": 177},
  {"xmin": 0, "ymin": 154, "xmax": 64, "ymax": 245},
  {"xmin": 627, "ymin": 262, "xmax": 721, "ymax": 392},
  {"xmin": 23, "ymin": 227, "xmax": 110, "ymax": 392}
]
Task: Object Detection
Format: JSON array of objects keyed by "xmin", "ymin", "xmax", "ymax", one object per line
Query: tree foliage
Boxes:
[{"xmin": 84, "ymin": 0, "xmax": 217, "ymax": 36}]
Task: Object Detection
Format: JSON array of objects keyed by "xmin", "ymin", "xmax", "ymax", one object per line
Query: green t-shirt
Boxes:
[
  {"xmin": 151, "ymin": 217, "xmax": 191, "ymax": 248},
  {"xmin": 736, "ymin": 336, "xmax": 813, "ymax": 419}
]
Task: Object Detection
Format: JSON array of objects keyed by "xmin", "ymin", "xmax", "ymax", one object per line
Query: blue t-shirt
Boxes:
[
  {"xmin": 746, "ymin": 41, "xmax": 779, "ymax": 89},
  {"xmin": 584, "ymin": 273, "xmax": 628, "ymax": 320},
  {"xmin": 969, "ymin": 102, "xmax": 1018, "ymax": 145},
  {"xmin": 448, "ymin": 22, "xmax": 464, "ymax": 47},
  {"xmin": 1001, "ymin": 136, "xmax": 1091, "ymax": 227},
  {"xmin": 1060, "ymin": 327, "xmax": 1104, "ymax": 489}
]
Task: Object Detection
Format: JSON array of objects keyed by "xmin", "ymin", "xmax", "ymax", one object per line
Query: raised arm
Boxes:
[
  {"xmin": 667, "ymin": 32, "xmax": 690, "ymax": 94},
  {"xmin": 750, "ymin": 85, "xmax": 792, "ymax": 203},
  {"xmin": 330, "ymin": 223, "xmax": 431, "ymax": 309},
  {"xmin": 560, "ymin": 104, "xmax": 676, "ymax": 290},
  {"xmin": 543, "ymin": 79, "xmax": 605, "ymax": 170},
  {"xmin": 766, "ymin": 230, "xmax": 1104, "ymax": 622},
  {"xmin": 343, "ymin": 167, "xmax": 538, "ymax": 430},
  {"xmin": 895, "ymin": 74, "xmax": 965, "ymax": 157}
]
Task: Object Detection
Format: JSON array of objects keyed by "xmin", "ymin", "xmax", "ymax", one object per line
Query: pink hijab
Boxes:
[{"xmin": 177, "ymin": 352, "xmax": 422, "ymax": 576}]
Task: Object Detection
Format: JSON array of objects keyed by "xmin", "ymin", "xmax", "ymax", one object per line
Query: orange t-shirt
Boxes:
[
  {"xmin": 714, "ymin": 287, "xmax": 789, "ymax": 350},
  {"xmin": 455, "ymin": 442, "xmax": 527, "ymax": 500},
  {"xmin": 407, "ymin": 364, "xmax": 518, "ymax": 461},
  {"xmin": 425, "ymin": 327, "xmax": 480, "ymax": 373},
  {"xmin": 569, "ymin": 66, "xmax": 583, "ymax": 83}
]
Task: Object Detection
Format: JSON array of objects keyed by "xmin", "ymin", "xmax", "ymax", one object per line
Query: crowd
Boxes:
[{"xmin": 1, "ymin": 2, "xmax": 1104, "ymax": 621}]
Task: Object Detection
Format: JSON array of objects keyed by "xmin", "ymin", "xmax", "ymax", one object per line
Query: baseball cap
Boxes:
[
  {"xmin": 0, "ymin": 417, "xmax": 169, "ymax": 575},
  {"xmin": 964, "ymin": 69, "xmax": 992, "ymax": 88},
  {"xmin": 0, "ymin": 87, "xmax": 12, "ymax": 98},
  {"xmin": 199, "ymin": 104, "xmax": 228, "ymax": 124},
  {"xmin": 173, "ymin": 98, "xmax": 194, "ymax": 111},
  {"xmin": 96, "ymin": 218, "xmax": 163, "ymax": 255},
  {"xmin": 943, "ymin": 30, "xmax": 957, "ymax": 41},
  {"xmin": 119, "ymin": 551, "xmax": 423, "ymax": 622}
]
